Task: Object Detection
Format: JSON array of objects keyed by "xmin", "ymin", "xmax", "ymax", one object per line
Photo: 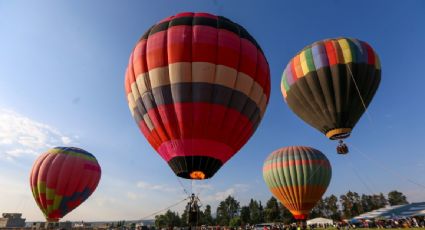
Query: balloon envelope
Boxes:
[
  {"xmin": 125, "ymin": 12, "xmax": 270, "ymax": 179},
  {"xmin": 30, "ymin": 147, "xmax": 101, "ymax": 222},
  {"xmin": 281, "ymin": 38, "xmax": 381, "ymax": 140},
  {"xmin": 263, "ymin": 146, "xmax": 331, "ymax": 220}
]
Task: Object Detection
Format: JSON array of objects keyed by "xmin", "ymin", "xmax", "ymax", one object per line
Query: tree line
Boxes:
[{"xmin": 154, "ymin": 190, "xmax": 408, "ymax": 228}]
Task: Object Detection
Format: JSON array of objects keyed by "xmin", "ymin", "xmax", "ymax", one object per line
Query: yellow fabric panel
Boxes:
[
  {"xmin": 294, "ymin": 55, "xmax": 304, "ymax": 78},
  {"xmin": 37, "ymin": 181, "xmax": 46, "ymax": 194},
  {"xmin": 299, "ymin": 51, "xmax": 310, "ymax": 76},
  {"xmin": 338, "ymin": 38, "xmax": 353, "ymax": 63},
  {"xmin": 53, "ymin": 195, "xmax": 63, "ymax": 210},
  {"xmin": 46, "ymin": 188, "xmax": 55, "ymax": 201}
]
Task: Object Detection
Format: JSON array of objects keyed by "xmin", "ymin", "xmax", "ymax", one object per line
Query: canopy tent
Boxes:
[
  {"xmin": 351, "ymin": 202, "xmax": 425, "ymax": 222},
  {"xmin": 307, "ymin": 217, "xmax": 334, "ymax": 225}
]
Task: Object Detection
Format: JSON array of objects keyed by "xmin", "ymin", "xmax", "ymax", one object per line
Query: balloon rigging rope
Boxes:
[
  {"xmin": 346, "ymin": 64, "xmax": 373, "ymax": 123},
  {"xmin": 347, "ymin": 161, "xmax": 375, "ymax": 194},
  {"xmin": 349, "ymin": 143, "xmax": 425, "ymax": 190},
  {"xmin": 176, "ymin": 177, "xmax": 190, "ymax": 196},
  {"xmin": 140, "ymin": 197, "xmax": 189, "ymax": 220}
]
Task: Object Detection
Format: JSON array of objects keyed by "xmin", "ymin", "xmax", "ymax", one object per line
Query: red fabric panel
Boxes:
[
  {"xmin": 363, "ymin": 42, "xmax": 375, "ymax": 65},
  {"xmin": 167, "ymin": 25, "xmax": 193, "ymax": 63},
  {"xmin": 146, "ymin": 31, "xmax": 168, "ymax": 70},
  {"xmin": 238, "ymin": 38, "xmax": 258, "ymax": 79},
  {"xmin": 138, "ymin": 119, "xmax": 162, "ymax": 149},
  {"xmin": 60, "ymin": 156, "xmax": 81, "ymax": 196},
  {"xmin": 325, "ymin": 40, "xmax": 338, "ymax": 65},
  {"xmin": 192, "ymin": 25, "xmax": 218, "ymax": 63},
  {"xmin": 256, "ymin": 51, "xmax": 270, "ymax": 97},
  {"xmin": 193, "ymin": 12, "xmax": 217, "ymax": 20},
  {"xmin": 132, "ymin": 39, "xmax": 148, "ymax": 76},
  {"xmin": 158, "ymin": 139, "xmax": 233, "ymax": 162},
  {"xmin": 145, "ymin": 103, "xmax": 254, "ymax": 151},
  {"xmin": 217, "ymin": 29, "xmax": 240, "ymax": 69}
]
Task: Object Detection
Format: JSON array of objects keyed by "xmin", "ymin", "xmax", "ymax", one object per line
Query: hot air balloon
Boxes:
[
  {"xmin": 30, "ymin": 147, "xmax": 101, "ymax": 222},
  {"xmin": 263, "ymin": 146, "xmax": 332, "ymax": 221},
  {"xmin": 125, "ymin": 12, "xmax": 270, "ymax": 180},
  {"xmin": 281, "ymin": 38, "xmax": 381, "ymax": 154}
]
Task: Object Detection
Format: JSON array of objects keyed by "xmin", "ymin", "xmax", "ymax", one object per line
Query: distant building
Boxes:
[
  {"xmin": 30, "ymin": 221, "xmax": 72, "ymax": 230},
  {"xmin": 0, "ymin": 213, "xmax": 26, "ymax": 228}
]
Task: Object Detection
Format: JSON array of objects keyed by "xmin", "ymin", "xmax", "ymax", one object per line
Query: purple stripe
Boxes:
[
  {"xmin": 311, "ymin": 43, "xmax": 329, "ymax": 69},
  {"xmin": 285, "ymin": 62, "xmax": 295, "ymax": 85}
]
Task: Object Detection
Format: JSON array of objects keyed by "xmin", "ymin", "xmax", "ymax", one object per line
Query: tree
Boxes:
[
  {"xmin": 203, "ymin": 205, "xmax": 214, "ymax": 225},
  {"xmin": 249, "ymin": 199, "xmax": 262, "ymax": 224},
  {"xmin": 325, "ymin": 195, "xmax": 341, "ymax": 220},
  {"xmin": 229, "ymin": 216, "xmax": 242, "ymax": 227},
  {"xmin": 264, "ymin": 197, "xmax": 280, "ymax": 222},
  {"xmin": 240, "ymin": 206, "xmax": 251, "ymax": 225},
  {"xmin": 340, "ymin": 191, "xmax": 363, "ymax": 219},
  {"xmin": 155, "ymin": 210, "xmax": 181, "ymax": 228},
  {"xmin": 388, "ymin": 190, "xmax": 408, "ymax": 206},
  {"xmin": 378, "ymin": 193, "xmax": 388, "ymax": 207},
  {"xmin": 259, "ymin": 201, "xmax": 265, "ymax": 223},
  {"xmin": 216, "ymin": 195, "xmax": 240, "ymax": 226},
  {"xmin": 278, "ymin": 203, "xmax": 293, "ymax": 224},
  {"xmin": 310, "ymin": 198, "xmax": 326, "ymax": 218}
]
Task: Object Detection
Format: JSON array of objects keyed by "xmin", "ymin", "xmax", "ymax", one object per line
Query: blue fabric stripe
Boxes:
[
  {"xmin": 54, "ymin": 147, "xmax": 95, "ymax": 158},
  {"xmin": 311, "ymin": 43, "xmax": 329, "ymax": 69}
]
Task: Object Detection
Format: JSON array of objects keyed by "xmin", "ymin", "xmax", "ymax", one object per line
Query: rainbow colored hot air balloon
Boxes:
[
  {"xmin": 125, "ymin": 12, "xmax": 270, "ymax": 180},
  {"xmin": 281, "ymin": 38, "xmax": 381, "ymax": 154},
  {"xmin": 263, "ymin": 146, "xmax": 331, "ymax": 220},
  {"xmin": 30, "ymin": 147, "xmax": 101, "ymax": 222}
]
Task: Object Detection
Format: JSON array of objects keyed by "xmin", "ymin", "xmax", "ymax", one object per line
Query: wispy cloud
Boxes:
[
  {"xmin": 136, "ymin": 181, "xmax": 178, "ymax": 193},
  {"xmin": 0, "ymin": 109, "xmax": 75, "ymax": 160},
  {"xmin": 203, "ymin": 184, "xmax": 251, "ymax": 202}
]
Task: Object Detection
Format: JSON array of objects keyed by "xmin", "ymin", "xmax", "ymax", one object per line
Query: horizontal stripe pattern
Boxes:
[
  {"xmin": 281, "ymin": 38, "xmax": 380, "ymax": 97},
  {"xmin": 263, "ymin": 146, "xmax": 331, "ymax": 220},
  {"xmin": 30, "ymin": 147, "xmax": 101, "ymax": 220},
  {"xmin": 125, "ymin": 12, "xmax": 270, "ymax": 178}
]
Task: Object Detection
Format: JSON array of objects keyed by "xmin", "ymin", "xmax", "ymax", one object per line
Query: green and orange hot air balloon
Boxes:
[
  {"xmin": 281, "ymin": 38, "xmax": 381, "ymax": 154},
  {"xmin": 263, "ymin": 146, "xmax": 331, "ymax": 221},
  {"xmin": 30, "ymin": 147, "xmax": 101, "ymax": 222},
  {"xmin": 125, "ymin": 12, "xmax": 270, "ymax": 180}
]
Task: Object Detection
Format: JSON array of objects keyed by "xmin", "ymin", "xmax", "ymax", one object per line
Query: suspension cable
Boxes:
[
  {"xmin": 347, "ymin": 160, "xmax": 375, "ymax": 194},
  {"xmin": 140, "ymin": 198, "xmax": 188, "ymax": 220},
  {"xmin": 349, "ymin": 143, "xmax": 425, "ymax": 189},
  {"xmin": 176, "ymin": 177, "xmax": 190, "ymax": 196},
  {"xmin": 346, "ymin": 64, "xmax": 373, "ymax": 123}
]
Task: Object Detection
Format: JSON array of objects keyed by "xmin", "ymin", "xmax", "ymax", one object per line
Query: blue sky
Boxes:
[{"xmin": 1, "ymin": 0, "xmax": 425, "ymax": 222}]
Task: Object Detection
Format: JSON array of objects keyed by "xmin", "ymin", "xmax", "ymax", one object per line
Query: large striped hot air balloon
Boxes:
[
  {"xmin": 263, "ymin": 146, "xmax": 332, "ymax": 221},
  {"xmin": 30, "ymin": 147, "xmax": 101, "ymax": 222},
  {"xmin": 125, "ymin": 12, "xmax": 270, "ymax": 180},
  {"xmin": 281, "ymin": 38, "xmax": 381, "ymax": 154}
]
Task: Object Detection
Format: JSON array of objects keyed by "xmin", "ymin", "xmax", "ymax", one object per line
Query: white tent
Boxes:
[{"xmin": 306, "ymin": 217, "xmax": 334, "ymax": 226}]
